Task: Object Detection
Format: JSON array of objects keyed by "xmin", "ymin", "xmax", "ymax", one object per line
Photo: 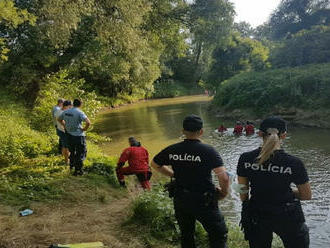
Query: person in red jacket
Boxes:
[
  {"xmin": 233, "ymin": 121, "xmax": 244, "ymax": 135},
  {"xmin": 244, "ymin": 121, "xmax": 255, "ymax": 135},
  {"xmin": 116, "ymin": 137, "xmax": 151, "ymax": 190},
  {"xmin": 217, "ymin": 124, "xmax": 227, "ymax": 133}
]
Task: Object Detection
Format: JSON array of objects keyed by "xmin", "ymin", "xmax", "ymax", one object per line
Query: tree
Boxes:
[
  {"xmin": 0, "ymin": 0, "xmax": 35, "ymax": 62},
  {"xmin": 207, "ymin": 33, "xmax": 270, "ymax": 88},
  {"xmin": 234, "ymin": 21, "xmax": 255, "ymax": 38},
  {"xmin": 188, "ymin": 0, "xmax": 235, "ymax": 83},
  {"xmin": 1, "ymin": 0, "xmax": 189, "ymax": 99},
  {"xmin": 271, "ymin": 25, "xmax": 330, "ymax": 67},
  {"xmin": 269, "ymin": 0, "xmax": 330, "ymax": 39}
]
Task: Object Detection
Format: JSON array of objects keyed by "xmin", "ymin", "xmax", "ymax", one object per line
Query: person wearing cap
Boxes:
[
  {"xmin": 58, "ymin": 99, "xmax": 91, "ymax": 176},
  {"xmin": 237, "ymin": 116, "xmax": 311, "ymax": 248},
  {"xmin": 233, "ymin": 121, "xmax": 243, "ymax": 135},
  {"xmin": 55, "ymin": 100, "xmax": 72, "ymax": 165},
  {"xmin": 52, "ymin": 98, "xmax": 64, "ymax": 153},
  {"xmin": 116, "ymin": 137, "xmax": 151, "ymax": 190},
  {"xmin": 244, "ymin": 121, "xmax": 255, "ymax": 136},
  {"xmin": 151, "ymin": 114, "xmax": 229, "ymax": 248}
]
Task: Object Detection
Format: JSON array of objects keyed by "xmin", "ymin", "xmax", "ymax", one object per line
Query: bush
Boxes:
[
  {"xmin": 31, "ymin": 70, "xmax": 102, "ymax": 132},
  {"xmin": 213, "ymin": 63, "xmax": 330, "ymax": 114},
  {"xmin": 128, "ymin": 187, "xmax": 284, "ymax": 248},
  {"xmin": 130, "ymin": 186, "xmax": 180, "ymax": 242},
  {"xmin": 0, "ymin": 93, "xmax": 53, "ymax": 166}
]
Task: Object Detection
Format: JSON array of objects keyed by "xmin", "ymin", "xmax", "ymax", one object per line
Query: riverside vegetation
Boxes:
[
  {"xmin": 0, "ymin": 78, "xmax": 282, "ymax": 247},
  {"xmin": 0, "ymin": 0, "xmax": 329, "ymax": 246}
]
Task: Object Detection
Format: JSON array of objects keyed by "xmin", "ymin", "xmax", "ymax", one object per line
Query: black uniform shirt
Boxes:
[
  {"xmin": 237, "ymin": 148, "xmax": 309, "ymax": 204},
  {"xmin": 153, "ymin": 139, "xmax": 224, "ymax": 193}
]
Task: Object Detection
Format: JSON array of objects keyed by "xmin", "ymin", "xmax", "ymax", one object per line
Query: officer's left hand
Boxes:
[{"xmin": 216, "ymin": 186, "xmax": 227, "ymax": 200}]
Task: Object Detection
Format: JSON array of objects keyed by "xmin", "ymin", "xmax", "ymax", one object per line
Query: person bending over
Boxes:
[{"xmin": 116, "ymin": 137, "xmax": 151, "ymax": 190}]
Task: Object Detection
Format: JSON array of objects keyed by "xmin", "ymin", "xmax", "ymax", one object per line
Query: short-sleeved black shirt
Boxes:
[
  {"xmin": 153, "ymin": 139, "xmax": 224, "ymax": 193},
  {"xmin": 237, "ymin": 148, "xmax": 309, "ymax": 204}
]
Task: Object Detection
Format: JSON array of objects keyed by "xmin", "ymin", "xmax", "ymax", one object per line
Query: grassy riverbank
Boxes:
[
  {"xmin": 212, "ymin": 63, "xmax": 330, "ymax": 128},
  {"xmin": 0, "ymin": 89, "xmax": 283, "ymax": 248}
]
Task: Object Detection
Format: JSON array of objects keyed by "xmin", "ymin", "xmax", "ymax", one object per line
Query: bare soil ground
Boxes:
[{"xmin": 0, "ymin": 191, "xmax": 146, "ymax": 248}]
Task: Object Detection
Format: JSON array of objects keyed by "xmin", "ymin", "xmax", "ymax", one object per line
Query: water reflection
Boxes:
[{"xmin": 94, "ymin": 96, "xmax": 330, "ymax": 247}]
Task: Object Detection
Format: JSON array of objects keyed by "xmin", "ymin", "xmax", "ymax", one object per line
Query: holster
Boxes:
[
  {"xmin": 285, "ymin": 199, "xmax": 305, "ymax": 223},
  {"xmin": 164, "ymin": 178, "xmax": 177, "ymax": 198},
  {"xmin": 203, "ymin": 188, "xmax": 219, "ymax": 207},
  {"xmin": 240, "ymin": 200, "xmax": 255, "ymax": 241}
]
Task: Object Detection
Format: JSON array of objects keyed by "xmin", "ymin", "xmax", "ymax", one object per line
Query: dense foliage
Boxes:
[
  {"xmin": 207, "ymin": 33, "xmax": 270, "ymax": 88},
  {"xmin": 213, "ymin": 63, "xmax": 330, "ymax": 113},
  {"xmin": 0, "ymin": 0, "xmax": 237, "ymax": 100},
  {"xmin": 271, "ymin": 25, "xmax": 330, "ymax": 67},
  {"xmin": 267, "ymin": 0, "xmax": 330, "ymax": 40}
]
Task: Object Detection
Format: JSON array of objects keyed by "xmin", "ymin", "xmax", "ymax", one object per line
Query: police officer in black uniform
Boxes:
[
  {"xmin": 237, "ymin": 116, "xmax": 311, "ymax": 248},
  {"xmin": 151, "ymin": 114, "xmax": 230, "ymax": 248}
]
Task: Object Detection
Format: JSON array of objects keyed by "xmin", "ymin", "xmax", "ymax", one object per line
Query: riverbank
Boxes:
[
  {"xmin": 211, "ymin": 107, "xmax": 330, "ymax": 129},
  {"xmin": 211, "ymin": 63, "xmax": 330, "ymax": 129},
  {"xmin": 0, "ymin": 91, "xmax": 265, "ymax": 248}
]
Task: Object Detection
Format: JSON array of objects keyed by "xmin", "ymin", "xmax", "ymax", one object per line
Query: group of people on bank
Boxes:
[
  {"xmin": 52, "ymin": 101, "xmax": 312, "ymax": 248},
  {"xmin": 52, "ymin": 99, "xmax": 152, "ymax": 188},
  {"xmin": 217, "ymin": 121, "xmax": 255, "ymax": 135},
  {"xmin": 52, "ymin": 98, "xmax": 91, "ymax": 176}
]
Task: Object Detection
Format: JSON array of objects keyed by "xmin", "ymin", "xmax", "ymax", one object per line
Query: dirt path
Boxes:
[{"xmin": 0, "ymin": 193, "xmax": 145, "ymax": 248}]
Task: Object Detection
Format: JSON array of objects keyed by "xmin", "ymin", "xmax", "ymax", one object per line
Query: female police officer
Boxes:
[
  {"xmin": 237, "ymin": 116, "xmax": 311, "ymax": 248},
  {"xmin": 151, "ymin": 114, "xmax": 229, "ymax": 248}
]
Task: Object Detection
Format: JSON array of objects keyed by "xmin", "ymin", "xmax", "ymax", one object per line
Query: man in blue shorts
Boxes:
[{"xmin": 58, "ymin": 99, "xmax": 91, "ymax": 176}]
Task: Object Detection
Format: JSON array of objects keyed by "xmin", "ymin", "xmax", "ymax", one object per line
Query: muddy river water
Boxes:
[{"xmin": 94, "ymin": 95, "xmax": 330, "ymax": 247}]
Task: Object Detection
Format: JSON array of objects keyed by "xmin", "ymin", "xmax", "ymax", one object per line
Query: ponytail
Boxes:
[{"xmin": 258, "ymin": 128, "xmax": 281, "ymax": 165}]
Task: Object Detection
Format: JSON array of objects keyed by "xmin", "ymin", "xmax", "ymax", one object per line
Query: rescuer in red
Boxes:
[
  {"xmin": 217, "ymin": 124, "xmax": 227, "ymax": 133},
  {"xmin": 244, "ymin": 121, "xmax": 255, "ymax": 135},
  {"xmin": 233, "ymin": 121, "xmax": 244, "ymax": 135},
  {"xmin": 116, "ymin": 137, "xmax": 151, "ymax": 190}
]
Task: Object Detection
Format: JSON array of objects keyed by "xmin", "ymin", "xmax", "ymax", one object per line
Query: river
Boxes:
[{"xmin": 94, "ymin": 95, "xmax": 330, "ymax": 247}]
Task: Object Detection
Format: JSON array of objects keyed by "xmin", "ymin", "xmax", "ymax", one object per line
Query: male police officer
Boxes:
[
  {"xmin": 59, "ymin": 99, "xmax": 91, "ymax": 176},
  {"xmin": 151, "ymin": 114, "xmax": 229, "ymax": 248}
]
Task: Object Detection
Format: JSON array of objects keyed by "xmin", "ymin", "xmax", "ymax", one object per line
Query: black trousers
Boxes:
[
  {"xmin": 174, "ymin": 192, "xmax": 228, "ymax": 248},
  {"xmin": 248, "ymin": 217, "xmax": 309, "ymax": 248},
  {"xmin": 55, "ymin": 126, "xmax": 62, "ymax": 154},
  {"xmin": 67, "ymin": 134, "xmax": 87, "ymax": 172}
]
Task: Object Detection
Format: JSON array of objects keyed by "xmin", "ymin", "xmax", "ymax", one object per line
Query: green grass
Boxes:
[
  {"xmin": 127, "ymin": 186, "xmax": 283, "ymax": 248},
  {"xmin": 0, "ymin": 145, "xmax": 119, "ymax": 206}
]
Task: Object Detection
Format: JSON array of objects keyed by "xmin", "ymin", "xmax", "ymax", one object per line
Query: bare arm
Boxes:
[
  {"xmin": 293, "ymin": 182, "xmax": 312, "ymax": 200},
  {"xmin": 59, "ymin": 119, "xmax": 66, "ymax": 129},
  {"xmin": 82, "ymin": 118, "xmax": 91, "ymax": 131},
  {"xmin": 238, "ymin": 176, "xmax": 249, "ymax": 202},
  {"xmin": 213, "ymin": 166, "xmax": 230, "ymax": 200},
  {"xmin": 151, "ymin": 160, "xmax": 174, "ymax": 177}
]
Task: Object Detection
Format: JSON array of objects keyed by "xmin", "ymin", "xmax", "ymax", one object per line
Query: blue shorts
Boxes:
[{"xmin": 56, "ymin": 129, "xmax": 69, "ymax": 148}]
